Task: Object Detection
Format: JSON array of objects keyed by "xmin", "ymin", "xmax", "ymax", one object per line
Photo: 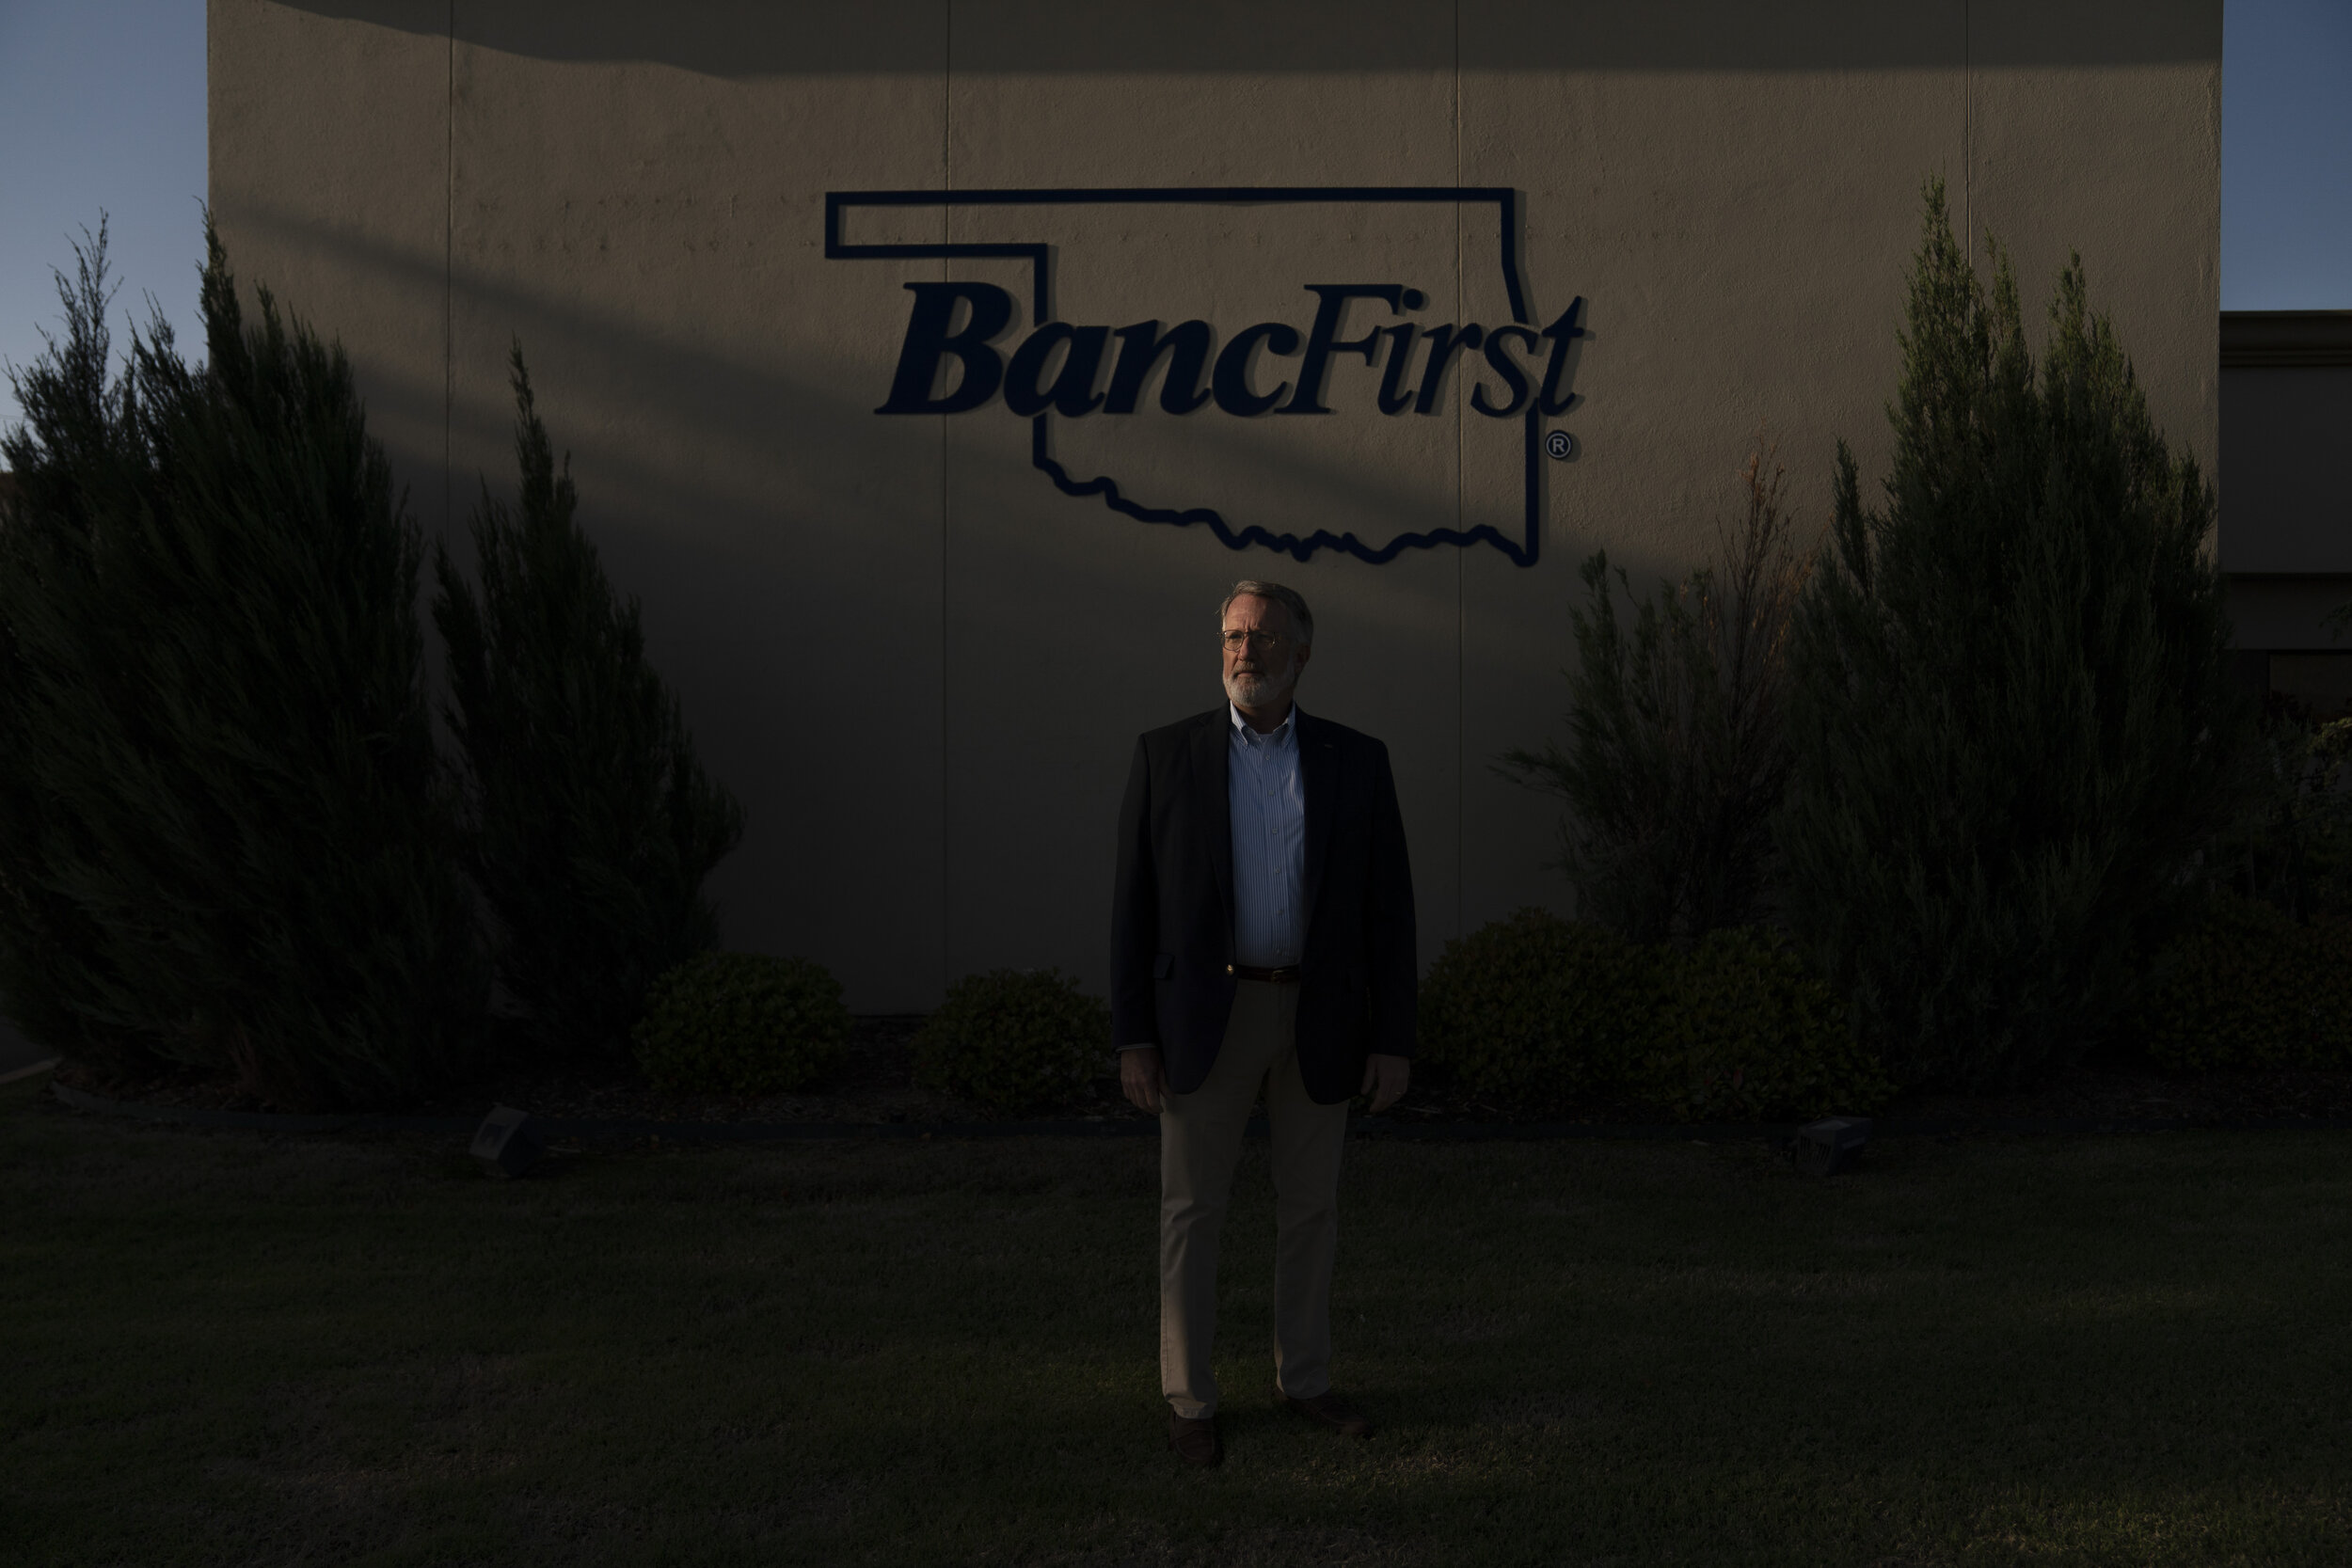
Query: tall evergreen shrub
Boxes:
[
  {"xmin": 1778, "ymin": 183, "xmax": 2249, "ymax": 1089},
  {"xmin": 435, "ymin": 350, "xmax": 742, "ymax": 1059},
  {"xmin": 2221, "ymin": 713, "xmax": 2352, "ymax": 924},
  {"xmin": 1499, "ymin": 444, "xmax": 1807, "ymax": 942},
  {"xmin": 0, "ymin": 223, "xmax": 485, "ymax": 1105}
]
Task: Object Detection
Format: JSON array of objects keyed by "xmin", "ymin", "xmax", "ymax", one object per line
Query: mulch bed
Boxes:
[
  {"xmin": 42, "ymin": 1020, "xmax": 2352, "ymax": 1131},
  {"xmin": 49, "ymin": 1016, "xmax": 1147, "ymax": 1129},
  {"xmin": 1883, "ymin": 1059, "xmax": 2352, "ymax": 1126}
]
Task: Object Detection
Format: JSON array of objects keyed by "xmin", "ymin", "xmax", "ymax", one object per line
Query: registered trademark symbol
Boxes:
[{"xmin": 1544, "ymin": 430, "xmax": 1576, "ymax": 461}]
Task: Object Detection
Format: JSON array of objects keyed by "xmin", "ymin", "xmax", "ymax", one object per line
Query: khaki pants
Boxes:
[{"xmin": 1159, "ymin": 978, "xmax": 1350, "ymax": 1419}]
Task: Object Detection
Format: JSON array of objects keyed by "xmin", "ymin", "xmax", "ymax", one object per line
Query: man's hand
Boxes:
[
  {"xmin": 1120, "ymin": 1046, "xmax": 1168, "ymax": 1114},
  {"xmin": 1359, "ymin": 1053, "xmax": 1410, "ymax": 1115}
]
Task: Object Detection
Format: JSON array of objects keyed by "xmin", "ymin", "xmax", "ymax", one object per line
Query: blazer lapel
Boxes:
[
  {"xmin": 1190, "ymin": 710, "xmax": 1235, "ymax": 939},
  {"xmin": 1298, "ymin": 710, "xmax": 1338, "ymax": 933}
]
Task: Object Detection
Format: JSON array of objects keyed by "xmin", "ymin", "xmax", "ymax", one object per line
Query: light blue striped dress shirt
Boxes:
[{"xmin": 1228, "ymin": 702, "xmax": 1307, "ymax": 968}]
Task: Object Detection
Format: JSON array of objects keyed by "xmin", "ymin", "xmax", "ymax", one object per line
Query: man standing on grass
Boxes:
[{"xmin": 1111, "ymin": 578, "xmax": 1417, "ymax": 1469}]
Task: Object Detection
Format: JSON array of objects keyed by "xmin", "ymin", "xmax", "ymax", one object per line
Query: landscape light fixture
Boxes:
[
  {"xmin": 1791, "ymin": 1117, "xmax": 1871, "ymax": 1178},
  {"xmin": 471, "ymin": 1104, "xmax": 544, "ymax": 1179}
]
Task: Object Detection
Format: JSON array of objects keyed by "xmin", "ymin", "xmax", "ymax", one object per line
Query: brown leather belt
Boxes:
[{"xmin": 1232, "ymin": 964, "xmax": 1302, "ymax": 984}]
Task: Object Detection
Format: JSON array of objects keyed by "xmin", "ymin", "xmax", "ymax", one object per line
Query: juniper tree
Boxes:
[
  {"xmin": 1777, "ymin": 182, "xmax": 2249, "ymax": 1090},
  {"xmin": 435, "ymin": 350, "xmax": 742, "ymax": 1060},
  {"xmin": 0, "ymin": 222, "xmax": 136, "ymax": 1073},
  {"xmin": 1499, "ymin": 444, "xmax": 1808, "ymax": 943},
  {"xmin": 0, "ymin": 221, "xmax": 485, "ymax": 1104}
]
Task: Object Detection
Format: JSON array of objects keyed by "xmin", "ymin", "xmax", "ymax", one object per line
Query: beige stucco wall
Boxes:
[{"xmin": 210, "ymin": 1, "xmax": 2222, "ymax": 1010}]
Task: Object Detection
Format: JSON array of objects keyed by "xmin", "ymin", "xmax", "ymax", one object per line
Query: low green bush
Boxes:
[
  {"xmin": 1422, "ymin": 911, "xmax": 1891, "ymax": 1118},
  {"xmin": 631, "ymin": 953, "xmax": 850, "ymax": 1094},
  {"xmin": 1633, "ymin": 927, "xmax": 1892, "ymax": 1121},
  {"xmin": 2127, "ymin": 894, "xmax": 2352, "ymax": 1070},
  {"xmin": 1418, "ymin": 909, "xmax": 1661, "ymax": 1108},
  {"xmin": 2218, "ymin": 714, "xmax": 2352, "ymax": 926},
  {"xmin": 914, "ymin": 968, "xmax": 1112, "ymax": 1114}
]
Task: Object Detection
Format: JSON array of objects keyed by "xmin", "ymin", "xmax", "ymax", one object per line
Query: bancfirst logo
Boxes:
[
  {"xmin": 826, "ymin": 185, "xmax": 1578, "ymax": 565},
  {"xmin": 875, "ymin": 280, "xmax": 1584, "ymax": 423}
]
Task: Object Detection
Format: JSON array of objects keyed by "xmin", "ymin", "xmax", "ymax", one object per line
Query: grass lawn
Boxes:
[{"xmin": 6, "ymin": 1073, "xmax": 2352, "ymax": 1566}]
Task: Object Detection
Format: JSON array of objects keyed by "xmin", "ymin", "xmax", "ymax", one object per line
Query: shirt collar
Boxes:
[{"xmin": 1229, "ymin": 700, "xmax": 1300, "ymax": 747}]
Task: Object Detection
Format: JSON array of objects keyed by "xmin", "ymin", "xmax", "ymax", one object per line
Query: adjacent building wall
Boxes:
[
  {"xmin": 2219, "ymin": 310, "xmax": 2352, "ymax": 716},
  {"xmin": 211, "ymin": 1, "xmax": 2223, "ymax": 1008}
]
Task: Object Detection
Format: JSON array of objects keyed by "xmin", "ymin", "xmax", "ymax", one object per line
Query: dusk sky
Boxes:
[{"xmin": 2, "ymin": 1, "xmax": 2347, "ymax": 436}]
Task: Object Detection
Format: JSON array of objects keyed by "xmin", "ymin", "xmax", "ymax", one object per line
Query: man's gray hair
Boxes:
[{"xmin": 1218, "ymin": 579, "xmax": 1314, "ymax": 646}]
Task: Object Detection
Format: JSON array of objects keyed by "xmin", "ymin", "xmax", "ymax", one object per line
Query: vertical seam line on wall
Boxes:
[
  {"xmin": 931, "ymin": 3, "xmax": 941, "ymax": 991},
  {"xmin": 1963, "ymin": 0, "xmax": 1972, "ymax": 261},
  {"xmin": 444, "ymin": 2, "xmax": 455, "ymax": 531},
  {"xmin": 1454, "ymin": 0, "xmax": 1465, "ymax": 944}
]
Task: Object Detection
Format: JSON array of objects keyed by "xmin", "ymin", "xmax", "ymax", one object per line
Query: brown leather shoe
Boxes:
[
  {"xmin": 1278, "ymin": 1388, "xmax": 1375, "ymax": 1438},
  {"xmin": 1168, "ymin": 1410, "xmax": 1222, "ymax": 1467}
]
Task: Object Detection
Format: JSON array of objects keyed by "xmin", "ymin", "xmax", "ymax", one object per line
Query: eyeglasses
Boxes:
[{"xmin": 1220, "ymin": 629, "xmax": 1289, "ymax": 652}]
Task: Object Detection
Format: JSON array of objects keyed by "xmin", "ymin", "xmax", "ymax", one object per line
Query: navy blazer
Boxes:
[{"xmin": 1110, "ymin": 706, "xmax": 1417, "ymax": 1103}]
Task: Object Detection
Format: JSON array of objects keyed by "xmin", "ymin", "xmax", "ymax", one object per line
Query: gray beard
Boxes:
[{"xmin": 1225, "ymin": 668, "xmax": 1295, "ymax": 711}]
